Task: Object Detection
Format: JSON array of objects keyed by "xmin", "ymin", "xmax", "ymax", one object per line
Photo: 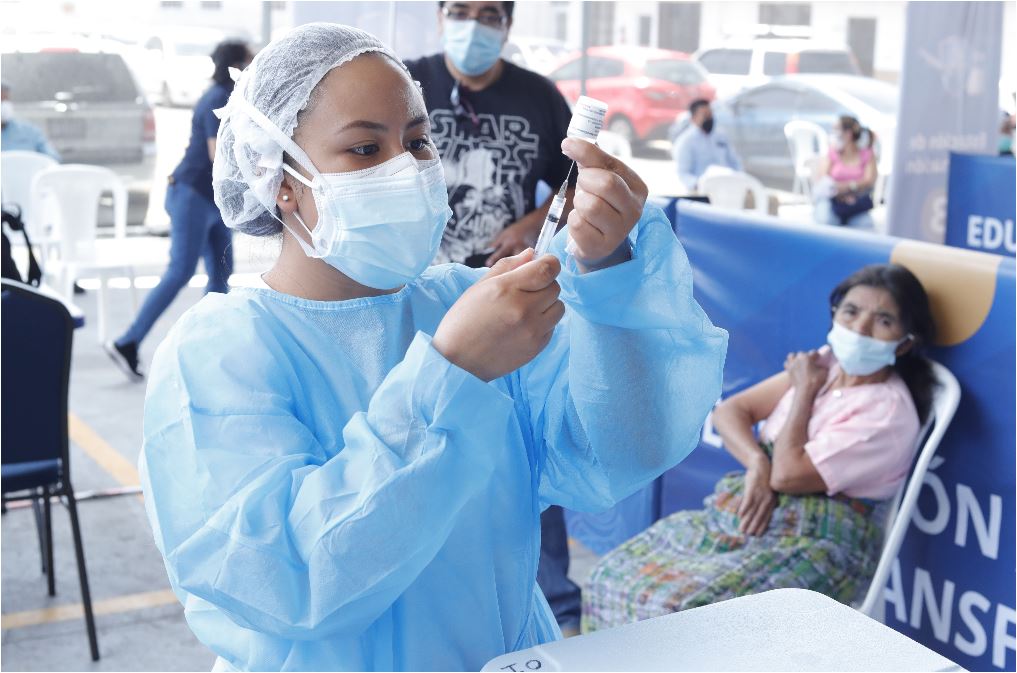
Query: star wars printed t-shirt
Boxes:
[{"xmin": 405, "ymin": 54, "xmax": 574, "ymax": 265}]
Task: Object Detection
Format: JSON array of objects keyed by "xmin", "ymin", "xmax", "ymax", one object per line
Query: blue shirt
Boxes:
[
  {"xmin": 672, "ymin": 125, "xmax": 742, "ymax": 192},
  {"xmin": 171, "ymin": 81, "xmax": 232, "ymax": 203},
  {"xmin": 1, "ymin": 118, "xmax": 60, "ymax": 160}
]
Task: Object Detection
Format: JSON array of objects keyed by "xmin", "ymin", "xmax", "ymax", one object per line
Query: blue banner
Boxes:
[
  {"xmin": 887, "ymin": 2, "xmax": 1003, "ymax": 243},
  {"xmin": 661, "ymin": 200, "xmax": 1015, "ymax": 671},
  {"xmin": 945, "ymin": 152, "xmax": 1016, "ymax": 257}
]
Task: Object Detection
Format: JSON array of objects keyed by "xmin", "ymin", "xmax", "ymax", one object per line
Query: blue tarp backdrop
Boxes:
[
  {"xmin": 945, "ymin": 152, "xmax": 1016, "ymax": 257},
  {"xmin": 567, "ymin": 200, "xmax": 1015, "ymax": 671}
]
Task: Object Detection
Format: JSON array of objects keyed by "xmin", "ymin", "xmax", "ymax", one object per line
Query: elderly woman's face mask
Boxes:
[{"xmin": 827, "ymin": 285, "xmax": 912, "ymax": 376}]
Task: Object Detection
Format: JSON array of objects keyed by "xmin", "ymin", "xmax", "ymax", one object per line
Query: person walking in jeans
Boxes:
[{"xmin": 105, "ymin": 40, "xmax": 252, "ymax": 381}]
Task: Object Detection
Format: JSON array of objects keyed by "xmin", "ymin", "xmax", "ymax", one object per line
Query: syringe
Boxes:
[
  {"xmin": 532, "ymin": 96, "xmax": 608, "ymax": 257},
  {"xmin": 534, "ymin": 180, "xmax": 569, "ymax": 256}
]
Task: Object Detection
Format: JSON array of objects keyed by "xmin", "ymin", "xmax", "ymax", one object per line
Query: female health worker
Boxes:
[{"xmin": 139, "ymin": 23, "xmax": 728, "ymax": 672}]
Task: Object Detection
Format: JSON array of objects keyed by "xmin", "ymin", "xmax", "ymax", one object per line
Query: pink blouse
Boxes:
[
  {"xmin": 760, "ymin": 347, "xmax": 921, "ymax": 500},
  {"xmin": 828, "ymin": 147, "xmax": 873, "ymax": 183}
]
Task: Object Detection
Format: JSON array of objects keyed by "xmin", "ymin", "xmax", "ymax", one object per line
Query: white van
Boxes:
[{"xmin": 695, "ymin": 38, "xmax": 861, "ymax": 101}]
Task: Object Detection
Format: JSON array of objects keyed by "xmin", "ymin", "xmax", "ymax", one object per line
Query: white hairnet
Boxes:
[{"xmin": 213, "ymin": 23, "xmax": 409, "ymax": 236}]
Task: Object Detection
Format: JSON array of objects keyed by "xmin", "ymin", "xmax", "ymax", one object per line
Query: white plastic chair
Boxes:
[
  {"xmin": 700, "ymin": 172, "xmax": 769, "ymax": 214},
  {"xmin": 784, "ymin": 120, "xmax": 828, "ymax": 199},
  {"xmin": 858, "ymin": 360, "xmax": 961, "ymax": 622},
  {"xmin": 30, "ymin": 165, "xmax": 168, "ymax": 343},
  {"xmin": 1, "ymin": 150, "xmax": 59, "ymax": 241}
]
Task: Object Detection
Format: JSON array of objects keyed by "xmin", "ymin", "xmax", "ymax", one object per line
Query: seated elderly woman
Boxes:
[{"xmin": 582, "ymin": 263, "xmax": 937, "ymax": 632}]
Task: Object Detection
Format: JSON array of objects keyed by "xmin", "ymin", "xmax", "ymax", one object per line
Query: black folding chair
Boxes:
[{"xmin": 1, "ymin": 279, "xmax": 99, "ymax": 661}]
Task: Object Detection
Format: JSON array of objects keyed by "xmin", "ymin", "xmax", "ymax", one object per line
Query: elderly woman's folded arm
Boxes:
[{"xmin": 769, "ymin": 384, "xmax": 828, "ymax": 494}]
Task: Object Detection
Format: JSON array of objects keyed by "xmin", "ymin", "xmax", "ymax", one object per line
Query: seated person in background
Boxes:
[
  {"xmin": 813, "ymin": 115, "xmax": 876, "ymax": 229},
  {"xmin": 0, "ymin": 81, "xmax": 60, "ymax": 160},
  {"xmin": 999, "ymin": 110, "xmax": 1014, "ymax": 156},
  {"xmin": 672, "ymin": 99, "xmax": 742, "ymax": 193},
  {"xmin": 582, "ymin": 263, "xmax": 936, "ymax": 633}
]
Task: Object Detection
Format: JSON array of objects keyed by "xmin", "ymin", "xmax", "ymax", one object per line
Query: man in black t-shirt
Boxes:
[
  {"xmin": 406, "ymin": 1, "xmax": 582, "ymax": 636},
  {"xmin": 406, "ymin": 1, "xmax": 574, "ymax": 268}
]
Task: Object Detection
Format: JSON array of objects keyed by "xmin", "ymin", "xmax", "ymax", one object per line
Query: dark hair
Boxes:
[
  {"xmin": 838, "ymin": 115, "xmax": 863, "ymax": 142},
  {"xmin": 829, "ymin": 264, "xmax": 938, "ymax": 423},
  {"xmin": 211, "ymin": 40, "xmax": 251, "ymax": 87},
  {"xmin": 438, "ymin": 1, "xmax": 515, "ymax": 19},
  {"xmin": 689, "ymin": 98, "xmax": 711, "ymax": 117}
]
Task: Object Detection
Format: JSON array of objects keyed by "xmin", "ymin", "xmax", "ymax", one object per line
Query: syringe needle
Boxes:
[{"xmin": 563, "ymin": 161, "xmax": 575, "ymax": 186}]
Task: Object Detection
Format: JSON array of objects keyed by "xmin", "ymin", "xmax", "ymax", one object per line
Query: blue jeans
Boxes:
[
  {"xmin": 537, "ymin": 505, "xmax": 581, "ymax": 630},
  {"xmin": 813, "ymin": 198, "xmax": 875, "ymax": 230},
  {"xmin": 117, "ymin": 181, "xmax": 232, "ymax": 346}
]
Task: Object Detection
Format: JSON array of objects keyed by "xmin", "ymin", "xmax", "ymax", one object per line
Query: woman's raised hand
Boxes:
[
  {"xmin": 432, "ymin": 250, "xmax": 565, "ymax": 382},
  {"xmin": 784, "ymin": 350, "xmax": 828, "ymax": 395}
]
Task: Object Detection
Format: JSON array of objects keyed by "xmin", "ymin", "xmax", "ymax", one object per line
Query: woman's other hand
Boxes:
[
  {"xmin": 738, "ymin": 461, "xmax": 777, "ymax": 536},
  {"xmin": 560, "ymin": 138, "xmax": 648, "ymax": 271},
  {"xmin": 784, "ymin": 350, "xmax": 828, "ymax": 395},
  {"xmin": 432, "ymin": 250, "xmax": 565, "ymax": 382},
  {"xmin": 484, "ymin": 220, "xmax": 536, "ymax": 267}
]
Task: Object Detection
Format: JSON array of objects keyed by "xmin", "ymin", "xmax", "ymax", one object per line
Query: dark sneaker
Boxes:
[{"xmin": 104, "ymin": 340, "xmax": 144, "ymax": 382}]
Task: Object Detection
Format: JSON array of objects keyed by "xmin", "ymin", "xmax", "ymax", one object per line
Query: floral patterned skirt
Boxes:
[{"xmin": 581, "ymin": 447, "xmax": 886, "ymax": 633}]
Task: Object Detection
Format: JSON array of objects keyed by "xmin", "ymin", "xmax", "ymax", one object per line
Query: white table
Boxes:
[
  {"xmin": 52, "ymin": 237, "xmax": 170, "ymax": 342},
  {"xmin": 482, "ymin": 589, "xmax": 963, "ymax": 672}
]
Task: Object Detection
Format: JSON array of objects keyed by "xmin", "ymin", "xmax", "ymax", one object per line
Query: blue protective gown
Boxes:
[{"xmin": 139, "ymin": 205, "xmax": 728, "ymax": 671}]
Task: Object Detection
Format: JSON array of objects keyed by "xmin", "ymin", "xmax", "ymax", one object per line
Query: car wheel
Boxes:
[{"xmin": 607, "ymin": 116, "xmax": 637, "ymax": 144}]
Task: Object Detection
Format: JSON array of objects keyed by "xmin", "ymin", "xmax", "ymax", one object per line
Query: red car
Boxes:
[{"xmin": 548, "ymin": 46, "xmax": 716, "ymax": 144}]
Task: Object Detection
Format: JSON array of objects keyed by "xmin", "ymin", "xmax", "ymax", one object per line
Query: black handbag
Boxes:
[{"xmin": 830, "ymin": 193, "xmax": 874, "ymax": 225}]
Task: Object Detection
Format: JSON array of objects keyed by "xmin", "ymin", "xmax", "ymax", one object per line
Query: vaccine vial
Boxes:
[
  {"xmin": 558, "ymin": 96, "xmax": 608, "ymax": 257},
  {"xmin": 566, "ymin": 96, "xmax": 609, "ymax": 143}
]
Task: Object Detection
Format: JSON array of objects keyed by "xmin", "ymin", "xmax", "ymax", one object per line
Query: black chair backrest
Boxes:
[{"xmin": 1, "ymin": 279, "xmax": 73, "ymax": 474}]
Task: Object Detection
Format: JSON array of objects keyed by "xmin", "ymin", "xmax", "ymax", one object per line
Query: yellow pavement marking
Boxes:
[
  {"xmin": 0, "ymin": 416, "xmax": 166, "ymax": 631},
  {"xmin": 68, "ymin": 413, "xmax": 140, "ymax": 487},
  {"xmin": 1, "ymin": 589, "xmax": 178, "ymax": 630},
  {"xmin": 64, "ymin": 414, "xmax": 151, "ymax": 627}
]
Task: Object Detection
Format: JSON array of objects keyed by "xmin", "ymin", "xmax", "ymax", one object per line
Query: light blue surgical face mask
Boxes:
[
  {"xmin": 282, "ymin": 152, "xmax": 452, "ymax": 290},
  {"xmin": 441, "ymin": 19, "xmax": 505, "ymax": 77},
  {"xmin": 228, "ymin": 96, "xmax": 451, "ymax": 290},
  {"xmin": 827, "ymin": 321, "xmax": 910, "ymax": 376}
]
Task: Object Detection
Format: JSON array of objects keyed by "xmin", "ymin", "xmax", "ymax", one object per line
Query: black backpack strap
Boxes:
[
  {"xmin": 1, "ymin": 229, "xmax": 22, "ymax": 282},
  {"xmin": 21, "ymin": 227, "xmax": 43, "ymax": 286},
  {"xmin": 1, "ymin": 204, "xmax": 44, "ymax": 286}
]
